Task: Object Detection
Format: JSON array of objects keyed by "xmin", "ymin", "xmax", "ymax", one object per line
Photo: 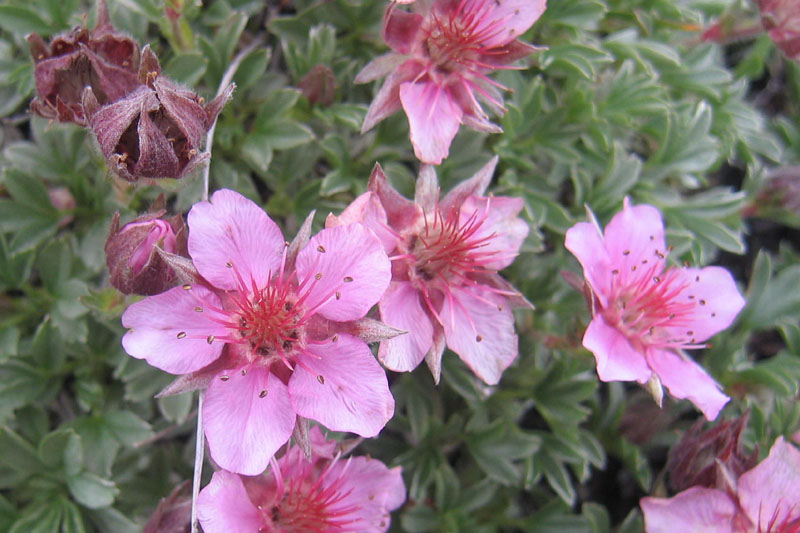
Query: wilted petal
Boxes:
[
  {"xmin": 383, "ymin": 3, "xmax": 424, "ymax": 54},
  {"xmin": 121, "ymin": 285, "xmax": 226, "ymax": 374},
  {"xmin": 295, "ymin": 223, "xmax": 391, "ymax": 322},
  {"xmin": 197, "ymin": 471, "xmax": 264, "ymax": 533},
  {"xmin": 134, "ymin": 103, "xmax": 180, "ymax": 178},
  {"xmin": 290, "ymin": 334, "xmax": 394, "ymax": 437},
  {"xmin": 378, "ymin": 281, "xmax": 433, "ymax": 372},
  {"xmin": 647, "ymin": 348, "xmax": 729, "ymax": 421},
  {"xmin": 355, "ymin": 52, "xmax": 407, "ymax": 84},
  {"xmin": 399, "ymin": 81, "xmax": 462, "ymax": 164},
  {"xmin": 367, "ymin": 163, "xmax": 423, "ymax": 230},
  {"xmin": 738, "ymin": 436, "xmax": 800, "ymax": 531},
  {"xmin": 582, "ymin": 316, "xmax": 652, "ymax": 383},
  {"xmin": 640, "ymin": 487, "xmax": 736, "ymax": 533},
  {"xmin": 440, "ymin": 285, "xmax": 517, "ymax": 385},
  {"xmin": 187, "ymin": 189, "xmax": 284, "ymax": 292},
  {"xmin": 204, "ymin": 366, "xmax": 295, "ymax": 475},
  {"xmin": 440, "ymin": 156, "xmax": 498, "ymax": 214}
]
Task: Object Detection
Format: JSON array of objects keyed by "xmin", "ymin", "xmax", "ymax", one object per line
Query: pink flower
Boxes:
[
  {"xmin": 356, "ymin": 0, "xmax": 546, "ymax": 164},
  {"xmin": 197, "ymin": 426, "xmax": 406, "ymax": 533},
  {"xmin": 758, "ymin": 0, "xmax": 800, "ymax": 61},
  {"xmin": 121, "ymin": 189, "xmax": 394, "ymax": 475},
  {"xmin": 564, "ymin": 199, "xmax": 746, "ymax": 420},
  {"xmin": 328, "ymin": 158, "xmax": 530, "ymax": 385},
  {"xmin": 641, "ymin": 437, "xmax": 800, "ymax": 532}
]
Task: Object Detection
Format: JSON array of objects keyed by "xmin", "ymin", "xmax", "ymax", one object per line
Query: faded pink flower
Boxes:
[
  {"xmin": 641, "ymin": 437, "xmax": 800, "ymax": 532},
  {"xmin": 121, "ymin": 189, "xmax": 394, "ymax": 475},
  {"xmin": 758, "ymin": 0, "xmax": 800, "ymax": 61},
  {"xmin": 356, "ymin": 0, "xmax": 546, "ymax": 164},
  {"xmin": 565, "ymin": 199, "xmax": 746, "ymax": 420},
  {"xmin": 328, "ymin": 157, "xmax": 530, "ymax": 385},
  {"xmin": 197, "ymin": 426, "xmax": 406, "ymax": 532}
]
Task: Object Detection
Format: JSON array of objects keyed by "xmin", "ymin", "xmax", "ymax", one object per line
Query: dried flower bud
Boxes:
[
  {"xmin": 84, "ymin": 46, "xmax": 234, "ymax": 181},
  {"xmin": 667, "ymin": 412, "xmax": 758, "ymax": 493},
  {"xmin": 105, "ymin": 199, "xmax": 188, "ymax": 295},
  {"xmin": 758, "ymin": 0, "xmax": 800, "ymax": 61},
  {"xmin": 47, "ymin": 187, "xmax": 76, "ymax": 228},
  {"xmin": 143, "ymin": 481, "xmax": 191, "ymax": 533},
  {"xmin": 28, "ymin": 0, "xmax": 139, "ymax": 125},
  {"xmin": 299, "ymin": 64, "xmax": 336, "ymax": 107}
]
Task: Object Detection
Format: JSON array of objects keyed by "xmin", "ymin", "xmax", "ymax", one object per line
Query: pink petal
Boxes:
[
  {"xmin": 204, "ymin": 366, "xmax": 296, "ymax": 475},
  {"xmin": 325, "ymin": 458, "xmax": 406, "ymax": 531},
  {"xmin": 646, "ymin": 348, "xmax": 729, "ymax": 420},
  {"xmin": 361, "ymin": 60, "xmax": 423, "ymax": 133},
  {"xmin": 383, "ymin": 3, "xmax": 423, "ymax": 54},
  {"xmin": 121, "ymin": 285, "xmax": 226, "ymax": 374},
  {"xmin": 459, "ymin": 195, "xmax": 528, "ymax": 270},
  {"xmin": 440, "ymin": 285, "xmax": 517, "ymax": 385},
  {"xmin": 187, "ymin": 189, "xmax": 284, "ymax": 292},
  {"xmin": 440, "ymin": 156, "xmax": 498, "ymax": 215},
  {"xmin": 295, "ymin": 223, "xmax": 391, "ymax": 322},
  {"xmin": 436, "ymin": 0, "xmax": 547, "ymax": 49},
  {"xmin": 602, "ymin": 200, "xmax": 668, "ymax": 288},
  {"xmin": 355, "ymin": 52, "xmax": 408, "ymax": 84},
  {"xmin": 399, "ymin": 81, "xmax": 463, "ymax": 165},
  {"xmin": 414, "ymin": 165, "xmax": 439, "ymax": 213},
  {"xmin": 289, "ymin": 335, "xmax": 394, "ymax": 437},
  {"xmin": 582, "ymin": 316, "xmax": 652, "ymax": 383},
  {"xmin": 367, "ymin": 163, "xmax": 423, "ymax": 230},
  {"xmin": 662, "ymin": 266, "xmax": 745, "ymax": 344},
  {"xmin": 326, "ymin": 191, "xmax": 399, "ymax": 253},
  {"xmin": 378, "ymin": 281, "xmax": 433, "ymax": 372},
  {"xmin": 197, "ymin": 471, "xmax": 264, "ymax": 533},
  {"xmin": 564, "ymin": 221, "xmax": 612, "ymax": 308},
  {"xmin": 640, "ymin": 487, "xmax": 737, "ymax": 533},
  {"xmin": 738, "ymin": 436, "xmax": 800, "ymax": 531}
]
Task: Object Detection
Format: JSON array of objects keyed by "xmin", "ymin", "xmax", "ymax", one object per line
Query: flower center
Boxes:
[
  {"xmin": 271, "ymin": 460, "xmax": 360, "ymax": 532},
  {"xmin": 234, "ymin": 281, "xmax": 304, "ymax": 358},
  {"xmin": 604, "ymin": 263, "xmax": 699, "ymax": 349},
  {"xmin": 405, "ymin": 204, "xmax": 495, "ymax": 288},
  {"xmin": 423, "ymin": 2, "xmax": 504, "ymax": 73}
]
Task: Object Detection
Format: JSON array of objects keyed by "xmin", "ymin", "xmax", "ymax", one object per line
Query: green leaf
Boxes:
[
  {"xmin": 0, "ymin": 5, "xmax": 53, "ymax": 35},
  {"xmin": 164, "ymin": 53, "xmax": 208, "ymax": 86},
  {"xmin": 233, "ymin": 48, "xmax": 271, "ymax": 91},
  {"xmin": 0, "ymin": 425, "xmax": 44, "ymax": 476},
  {"xmin": 540, "ymin": 44, "xmax": 613, "ymax": 80},
  {"xmin": 66, "ymin": 471, "xmax": 117, "ymax": 509}
]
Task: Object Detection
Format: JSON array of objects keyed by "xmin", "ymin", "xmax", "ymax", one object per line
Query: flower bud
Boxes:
[
  {"xmin": 47, "ymin": 187, "xmax": 76, "ymax": 228},
  {"xmin": 299, "ymin": 64, "xmax": 336, "ymax": 107},
  {"xmin": 667, "ymin": 413, "xmax": 758, "ymax": 492},
  {"xmin": 28, "ymin": 0, "xmax": 139, "ymax": 125},
  {"xmin": 84, "ymin": 46, "xmax": 234, "ymax": 181},
  {"xmin": 143, "ymin": 481, "xmax": 191, "ymax": 533},
  {"xmin": 758, "ymin": 0, "xmax": 800, "ymax": 61},
  {"xmin": 105, "ymin": 201, "xmax": 188, "ymax": 295}
]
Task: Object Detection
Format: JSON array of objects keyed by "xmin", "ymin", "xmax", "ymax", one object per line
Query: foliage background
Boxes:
[{"xmin": 0, "ymin": 0, "xmax": 799, "ymax": 531}]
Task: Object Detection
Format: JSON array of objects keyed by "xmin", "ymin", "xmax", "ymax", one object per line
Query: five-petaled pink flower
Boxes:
[
  {"xmin": 328, "ymin": 157, "xmax": 530, "ymax": 385},
  {"xmin": 565, "ymin": 199, "xmax": 746, "ymax": 420},
  {"xmin": 356, "ymin": 0, "xmax": 547, "ymax": 164},
  {"xmin": 121, "ymin": 189, "xmax": 394, "ymax": 475},
  {"xmin": 641, "ymin": 436, "xmax": 800, "ymax": 532},
  {"xmin": 197, "ymin": 426, "xmax": 406, "ymax": 532}
]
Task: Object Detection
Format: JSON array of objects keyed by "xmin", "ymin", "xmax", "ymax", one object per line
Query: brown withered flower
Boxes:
[
  {"xmin": 84, "ymin": 46, "xmax": 234, "ymax": 181},
  {"xmin": 105, "ymin": 196, "xmax": 188, "ymax": 295},
  {"xmin": 667, "ymin": 412, "xmax": 758, "ymax": 493},
  {"xmin": 28, "ymin": 0, "xmax": 139, "ymax": 125},
  {"xmin": 299, "ymin": 64, "xmax": 336, "ymax": 107}
]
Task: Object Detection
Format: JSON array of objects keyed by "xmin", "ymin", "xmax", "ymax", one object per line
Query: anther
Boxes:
[
  {"xmin": 226, "ymin": 261, "xmax": 233, "ymax": 268},
  {"xmin": 343, "ymin": 276, "xmax": 354, "ymax": 283},
  {"xmin": 317, "ymin": 245, "xmax": 326, "ymax": 253},
  {"xmin": 177, "ymin": 331, "xmax": 187, "ymax": 339},
  {"xmin": 194, "ymin": 306, "xmax": 203, "ymax": 312},
  {"xmin": 241, "ymin": 369, "xmax": 247, "ymax": 376},
  {"xmin": 207, "ymin": 335, "xmax": 215, "ymax": 344},
  {"xmin": 653, "ymin": 276, "xmax": 660, "ymax": 283},
  {"xmin": 220, "ymin": 375, "xmax": 229, "ymax": 381},
  {"xmin": 476, "ymin": 335, "xmax": 483, "ymax": 342},
  {"xmin": 335, "ymin": 291, "xmax": 341, "ymax": 300},
  {"xmin": 259, "ymin": 389, "xmax": 268, "ymax": 398},
  {"xmin": 623, "ymin": 250, "xmax": 631, "ymax": 256},
  {"xmin": 317, "ymin": 375, "xmax": 325, "ymax": 384},
  {"xmin": 315, "ymin": 273, "xmax": 322, "ymax": 280},
  {"xmin": 695, "ymin": 276, "xmax": 700, "ymax": 282},
  {"xmin": 699, "ymin": 299, "xmax": 706, "ymax": 305},
  {"xmin": 655, "ymin": 250, "xmax": 665, "ymax": 259},
  {"xmin": 332, "ymin": 334, "xmax": 339, "ymax": 343},
  {"xmin": 182, "ymin": 284, "xmax": 192, "ymax": 290},
  {"xmin": 612, "ymin": 269, "xmax": 619, "ymax": 275}
]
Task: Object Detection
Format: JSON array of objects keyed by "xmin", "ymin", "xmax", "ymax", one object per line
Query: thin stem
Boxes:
[
  {"xmin": 190, "ymin": 390, "xmax": 205, "ymax": 533},
  {"xmin": 201, "ymin": 37, "xmax": 264, "ymax": 201}
]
